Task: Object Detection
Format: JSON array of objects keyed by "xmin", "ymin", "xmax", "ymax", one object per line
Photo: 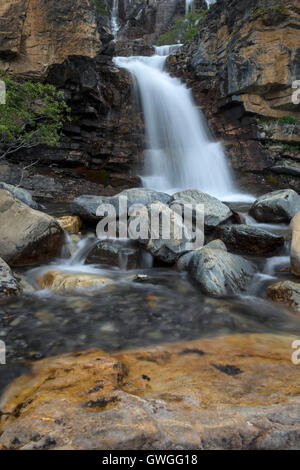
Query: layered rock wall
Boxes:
[{"xmin": 167, "ymin": 0, "xmax": 300, "ymax": 193}]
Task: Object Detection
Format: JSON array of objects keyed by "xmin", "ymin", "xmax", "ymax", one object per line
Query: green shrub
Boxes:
[
  {"xmin": 0, "ymin": 70, "xmax": 71, "ymax": 160},
  {"xmin": 157, "ymin": 9, "xmax": 207, "ymax": 46}
]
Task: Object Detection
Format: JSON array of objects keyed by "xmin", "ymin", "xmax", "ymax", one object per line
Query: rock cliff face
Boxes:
[
  {"xmin": 167, "ymin": 0, "xmax": 300, "ymax": 193},
  {"xmin": 0, "ymin": 0, "xmax": 147, "ymax": 201}
]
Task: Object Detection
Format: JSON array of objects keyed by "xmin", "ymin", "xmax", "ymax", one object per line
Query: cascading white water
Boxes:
[
  {"xmin": 186, "ymin": 0, "xmax": 194, "ymax": 14},
  {"xmin": 114, "ymin": 45, "xmax": 239, "ymax": 200},
  {"xmin": 111, "ymin": 0, "xmax": 119, "ymax": 37}
]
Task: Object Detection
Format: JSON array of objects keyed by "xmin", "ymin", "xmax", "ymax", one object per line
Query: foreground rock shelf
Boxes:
[{"xmin": 0, "ymin": 333, "xmax": 299, "ymax": 450}]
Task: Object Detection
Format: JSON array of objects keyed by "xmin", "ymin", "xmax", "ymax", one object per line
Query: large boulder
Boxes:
[
  {"xmin": 215, "ymin": 224, "xmax": 285, "ymax": 255},
  {"xmin": 290, "ymin": 212, "xmax": 300, "ymax": 276},
  {"xmin": 1, "ymin": 334, "xmax": 300, "ymax": 450},
  {"xmin": 267, "ymin": 280, "xmax": 300, "ymax": 314},
  {"xmin": 188, "ymin": 247, "xmax": 255, "ymax": 296},
  {"xmin": 0, "ymin": 183, "xmax": 40, "ymax": 210},
  {"xmin": 0, "ymin": 257, "xmax": 21, "ymax": 297},
  {"xmin": 170, "ymin": 190, "xmax": 232, "ymax": 230},
  {"xmin": 250, "ymin": 190, "xmax": 300, "ymax": 223},
  {"xmin": 131, "ymin": 201, "xmax": 203, "ymax": 265},
  {"xmin": 0, "ymin": 190, "xmax": 64, "ymax": 266},
  {"xmin": 70, "ymin": 188, "xmax": 171, "ymax": 223}
]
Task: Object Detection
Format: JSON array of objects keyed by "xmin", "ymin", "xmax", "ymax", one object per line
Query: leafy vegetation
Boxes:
[
  {"xmin": 92, "ymin": 0, "xmax": 109, "ymax": 15},
  {"xmin": 0, "ymin": 70, "xmax": 71, "ymax": 160},
  {"xmin": 157, "ymin": 9, "xmax": 207, "ymax": 46}
]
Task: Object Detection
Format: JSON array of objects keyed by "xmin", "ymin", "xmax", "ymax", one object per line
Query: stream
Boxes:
[{"xmin": 1, "ymin": 43, "xmax": 300, "ymax": 397}]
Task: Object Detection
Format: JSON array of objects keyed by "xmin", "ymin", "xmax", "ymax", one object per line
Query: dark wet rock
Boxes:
[
  {"xmin": 86, "ymin": 239, "xmax": 140, "ymax": 269},
  {"xmin": 250, "ymin": 190, "xmax": 300, "ymax": 223},
  {"xmin": 0, "ymin": 183, "xmax": 40, "ymax": 210},
  {"xmin": 188, "ymin": 247, "xmax": 256, "ymax": 296},
  {"xmin": 70, "ymin": 188, "xmax": 171, "ymax": 223},
  {"xmin": 0, "ymin": 190, "xmax": 64, "ymax": 266},
  {"xmin": 215, "ymin": 224, "xmax": 285, "ymax": 255},
  {"xmin": 170, "ymin": 190, "xmax": 232, "ymax": 230},
  {"xmin": 0, "ymin": 257, "xmax": 21, "ymax": 298},
  {"xmin": 1, "ymin": 334, "xmax": 300, "ymax": 450}
]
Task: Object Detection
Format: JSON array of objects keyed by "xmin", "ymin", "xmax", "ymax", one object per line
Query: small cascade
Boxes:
[
  {"xmin": 111, "ymin": 0, "xmax": 119, "ymax": 37},
  {"xmin": 114, "ymin": 46, "xmax": 240, "ymax": 200}
]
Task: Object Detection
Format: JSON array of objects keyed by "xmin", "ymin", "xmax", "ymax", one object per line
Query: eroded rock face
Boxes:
[
  {"xmin": 215, "ymin": 224, "xmax": 285, "ymax": 255},
  {"xmin": 167, "ymin": 0, "xmax": 300, "ymax": 193},
  {"xmin": 250, "ymin": 189, "xmax": 300, "ymax": 223},
  {"xmin": 0, "ymin": 0, "xmax": 102, "ymax": 78},
  {"xmin": 188, "ymin": 247, "xmax": 255, "ymax": 296},
  {"xmin": 0, "ymin": 190, "xmax": 64, "ymax": 266},
  {"xmin": 0, "ymin": 334, "xmax": 300, "ymax": 450},
  {"xmin": 0, "ymin": 257, "xmax": 21, "ymax": 298}
]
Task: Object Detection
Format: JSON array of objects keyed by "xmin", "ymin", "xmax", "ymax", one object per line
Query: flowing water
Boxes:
[
  {"xmin": 111, "ymin": 0, "xmax": 119, "ymax": 37},
  {"xmin": 114, "ymin": 46, "xmax": 252, "ymax": 202}
]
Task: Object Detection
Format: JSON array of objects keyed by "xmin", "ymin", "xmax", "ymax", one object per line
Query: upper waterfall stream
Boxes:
[{"xmin": 114, "ymin": 46, "xmax": 251, "ymax": 201}]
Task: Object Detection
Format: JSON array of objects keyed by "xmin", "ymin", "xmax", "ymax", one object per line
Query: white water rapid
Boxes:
[{"xmin": 114, "ymin": 45, "xmax": 251, "ymax": 201}]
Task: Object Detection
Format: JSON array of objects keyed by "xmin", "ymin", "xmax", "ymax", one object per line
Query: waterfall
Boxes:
[
  {"xmin": 114, "ymin": 46, "xmax": 240, "ymax": 200},
  {"xmin": 111, "ymin": 0, "xmax": 119, "ymax": 37},
  {"xmin": 186, "ymin": 0, "xmax": 194, "ymax": 14}
]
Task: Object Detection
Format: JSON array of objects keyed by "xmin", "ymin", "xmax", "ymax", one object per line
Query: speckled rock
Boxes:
[
  {"xmin": 56, "ymin": 216, "xmax": 82, "ymax": 234},
  {"xmin": 188, "ymin": 247, "xmax": 255, "ymax": 296},
  {"xmin": 0, "ymin": 257, "xmax": 21, "ymax": 297},
  {"xmin": 36, "ymin": 269, "xmax": 112, "ymax": 291},
  {"xmin": 0, "ymin": 334, "xmax": 300, "ymax": 450},
  {"xmin": 267, "ymin": 280, "xmax": 300, "ymax": 314}
]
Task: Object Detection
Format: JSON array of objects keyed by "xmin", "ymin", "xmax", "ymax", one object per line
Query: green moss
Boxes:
[
  {"xmin": 250, "ymin": 3, "xmax": 287, "ymax": 21},
  {"xmin": 265, "ymin": 174, "xmax": 279, "ymax": 186}
]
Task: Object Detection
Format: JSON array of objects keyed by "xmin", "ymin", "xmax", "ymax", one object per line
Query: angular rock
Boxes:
[
  {"xmin": 0, "ymin": 257, "xmax": 21, "ymax": 297},
  {"xmin": 70, "ymin": 188, "xmax": 171, "ymax": 223},
  {"xmin": 0, "ymin": 183, "xmax": 40, "ymax": 210},
  {"xmin": 215, "ymin": 224, "xmax": 285, "ymax": 255},
  {"xmin": 171, "ymin": 190, "xmax": 232, "ymax": 229},
  {"xmin": 1, "ymin": 334, "xmax": 300, "ymax": 450},
  {"xmin": 56, "ymin": 216, "xmax": 82, "ymax": 234},
  {"xmin": 267, "ymin": 280, "xmax": 300, "ymax": 314},
  {"xmin": 290, "ymin": 212, "xmax": 300, "ymax": 277},
  {"xmin": 131, "ymin": 201, "xmax": 203, "ymax": 265},
  {"xmin": 36, "ymin": 269, "xmax": 112, "ymax": 291},
  {"xmin": 250, "ymin": 190, "xmax": 300, "ymax": 223},
  {"xmin": 188, "ymin": 247, "xmax": 255, "ymax": 296},
  {"xmin": 0, "ymin": 190, "xmax": 64, "ymax": 266}
]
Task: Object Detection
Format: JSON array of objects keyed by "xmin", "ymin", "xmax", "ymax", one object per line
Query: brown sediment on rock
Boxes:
[{"xmin": 0, "ymin": 333, "xmax": 299, "ymax": 450}]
